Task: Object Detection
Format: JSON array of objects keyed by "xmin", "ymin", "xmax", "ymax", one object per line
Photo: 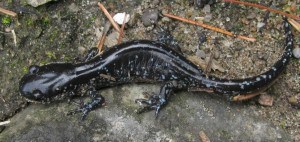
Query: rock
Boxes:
[
  {"xmin": 257, "ymin": 22, "xmax": 265, "ymax": 31},
  {"xmin": 27, "ymin": 0, "xmax": 55, "ymax": 7},
  {"xmin": 202, "ymin": 4, "xmax": 211, "ymax": 14},
  {"xmin": 292, "ymin": 47, "xmax": 300, "ymax": 58},
  {"xmin": 0, "ymin": 85, "xmax": 291, "ymax": 141},
  {"xmin": 141, "ymin": 9, "xmax": 159, "ymax": 26},
  {"xmin": 68, "ymin": 3, "xmax": 79, "ymax": 13},
  {"xmin": 258, "ymin": 94, "xmax": 274, "ymax": 106},
  {"xmin": 288, "ymin": 94, "xmax": 300, "ymax": 107}
]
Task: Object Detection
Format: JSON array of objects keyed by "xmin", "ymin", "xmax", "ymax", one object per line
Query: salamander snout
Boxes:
[
  {"xmin": 19, "ymin": 63, "xmax": 75, "ymax": 102},
  {"xmin": 19, "ymin": 65, "xmax": 50, "ymax": 101}
]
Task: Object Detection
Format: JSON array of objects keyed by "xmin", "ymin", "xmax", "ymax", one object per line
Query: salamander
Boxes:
[{"xmin": 19, "ymin": 19, "xmax": 294, "ymax": 120}]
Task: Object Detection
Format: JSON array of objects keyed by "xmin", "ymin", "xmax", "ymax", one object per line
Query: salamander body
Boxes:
[{"xmin": 19, "ymin": 19, "xmax": 294, "ymax": 119}]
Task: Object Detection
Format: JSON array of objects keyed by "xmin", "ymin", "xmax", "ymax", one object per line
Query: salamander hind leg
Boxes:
[
  {"xmin": 135, "ymin": 82, "xmax": 175, "ymax": 117},
  {"xmin": 67, "ymin": 86, "xmax": 105, "ymax": 121}
]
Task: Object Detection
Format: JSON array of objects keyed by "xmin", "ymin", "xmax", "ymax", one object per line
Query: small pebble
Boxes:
[
  {"xmin": 292, "ymin": 47, "xmax": 300, "ymax": 58},
  {"xmin": 202, "ymin": 4, "xmax": 211, "ymax": 14},
  {"xmin": 78, "ymin": 46, "xmax": 86, "ymax": 55},
  {"xmin": 247, "ymin": 12, "xmax": 256, "ymax": 19},
  {"xmin": 196, "ymin": 49, "xmax": 206, "ymax": 59},
  {"xmin": 141, "ymin": 9, "xmax": 159, "ymax": 26},
  {"xmin": 257, "ymin": 22, "xmax": 265, "ymax": 31},
  {"xmin": 288, "ymin": 94, "xmax": 300, "ymax": 107},
  {"xmin": 258, "ymin": 94, "xmax": 273, "ymax": 106},
  {"xmin": 214, "ymin": 50, "xmax": 220, "ymax": 59}
]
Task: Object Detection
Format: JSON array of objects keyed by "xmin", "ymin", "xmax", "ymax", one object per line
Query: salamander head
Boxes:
[{"xmin": 19, "ymin": 63, "xmax": 75, "ymax": 102}]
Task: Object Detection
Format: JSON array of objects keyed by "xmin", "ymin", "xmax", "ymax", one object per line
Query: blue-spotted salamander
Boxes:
[{"xmin": 19, "ymin": 19, "xmax": 294, "ymax": 120}]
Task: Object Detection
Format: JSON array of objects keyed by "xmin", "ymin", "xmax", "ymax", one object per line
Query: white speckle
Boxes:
[
  {"xmin": 261, "ymin": 75, "xmax": 267, "ymax": 79},
  {"xmin": 288, "ymin": 41, "xmax": 292, "ymax": 46},
  {"xmin": 243, "ymin": 81, "xmax": 250, "ymax": 85},
  {"xmin": 135, "ymin": 55, "xmax": 138, "ymax": 58},
  {"xmin": 161, "ymin": 75, "xmax": 165, "ymax": 80},
  {"xmin": 256, "ymin": 77, "xmax": 261, "ymax": 81},
  {"xmin": 205, "ymin": 83, "xmax": 211, "ymax": 88},
  {"xmin": 271, "ymin": 67, "xmax": 277, "ymax": 71},
  {"xmin": 268, "ymin": 75, "xmax": 272, "ymax": 79},
  {"xmin": 240, "ymin": 84, "xmax": 244, "ymax": 89},
  {"xmin": 113, "ymin": 12, "xmax": 130, "ymax": 25},
  {"xmin": 285, "ymin": 23, "xmax": 289, "ymax": 27},
  {"xmin": 282, "ymin": 58, "xmax": 287, "ymax": 63}
]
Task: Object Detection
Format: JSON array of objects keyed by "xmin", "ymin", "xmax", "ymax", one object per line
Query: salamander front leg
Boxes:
[
  {"xmin": 83, "ymin": 47, "xmax": 99, "ymax": 62},
  {"xmin": 67, "ymin": 86, "xmax": 105, "ymax": 121},
  {"xmin": 135, "ymin": 82, "xmax": 175, "ymax": 117}
]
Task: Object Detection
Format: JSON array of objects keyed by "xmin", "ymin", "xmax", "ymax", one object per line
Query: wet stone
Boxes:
[{"xmin": 141, "ymin": 9, "xmax": 159, "ymax": 26}]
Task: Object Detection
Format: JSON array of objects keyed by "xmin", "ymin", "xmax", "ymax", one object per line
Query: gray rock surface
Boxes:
[
  {"xmin": 0, "ymin": 85, "xmax": 290, "ymax": 141},
  {"xmin": 27, "ymin": 0, "xmax": 55, "ymax": 7}
]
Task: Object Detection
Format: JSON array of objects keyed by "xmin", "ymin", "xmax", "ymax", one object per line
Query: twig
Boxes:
[
  {"xmin": 12, "ymin": 29, "xmax": 17, "ymax": 46},
  {"xmin": 205, "ymin": 52, "xmax": 214, "ymax": 74},
  {"xmin": 0, "ymin": 7, "xmax": 17, "ymax": 17},
  {"xmin": 232, "ymin": 93, "xmax": 260, "ymax": 101},
  {"xmin": 288, "ymin": 18, "xmax": 300, "ymax": 32},
  {"xmin": 0, "ymin": 120, "xmax": 10, "ymax": 126},
  {"xmin": 97, "ymin": 21, "xmax": 111, "ymax": 53},
  {"xmin": 117, "ymin": 13, "xmax": 127, "ymax": 44},
  {"xmin": 222, "ymin": 0, "xmax": 300, "ymax": 21},
  {"xmin": 163, "ymin": 13, "xmax": 256, "ymax": 42},
  {"xmin": 97, "ymin": 2, "xmax": 120, "ymax": 32}
]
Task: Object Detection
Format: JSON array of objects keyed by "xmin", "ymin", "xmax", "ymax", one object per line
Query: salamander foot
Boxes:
[
  {"xmin": 67, "ymin": 95, "xmax": 105, "ymax": 121},
  {"xmin": 135, "ymin": 95, "xmax": 166, "ymax": 117}
]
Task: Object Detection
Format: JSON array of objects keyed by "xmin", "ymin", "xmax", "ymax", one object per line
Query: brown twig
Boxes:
[
  {"xmin": 205, "ymin": 52, "xmax": 214, "ymax": 74},
  {"xmin": 288, "ymin": 18, "xmax": 300, "ymax": 32},
  {"xmin": 232, "ymin": 93, "xmax": 260, "ymax": 101},
  {"xmin": 97, "ymin": 2, "xmax": 120, "ymax": 32},
  {"xmin": 222, "ymin": 0, "xmax": 300, "ymax": 21},
  {"xmin": 97, "ymin": 21, "xmax": 111, "ymax": 53},
  {"xmin": 117, "ymin": 13, "xmax": 127, "ymax": 44},
  {"xmin": 163, "ymin": 13, "xmax": 256, "ymax": 42},
  {"xmin": 0, "ymin": 7, "xmax": 17, "ymax": 17}
]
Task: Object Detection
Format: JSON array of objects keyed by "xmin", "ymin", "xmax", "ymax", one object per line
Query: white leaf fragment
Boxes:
[{"xmin": 113, "ymin": 12, "xmax": 130, "ymax": 25}]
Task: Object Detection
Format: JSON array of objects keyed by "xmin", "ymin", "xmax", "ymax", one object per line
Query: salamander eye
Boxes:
[{"xmin": 29, "ymin": 65, "xmax": 40, "ymax": 74}]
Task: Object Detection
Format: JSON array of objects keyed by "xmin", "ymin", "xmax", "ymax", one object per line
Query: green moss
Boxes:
[
  {"xmin": 49, "ymin": 29, "xmax": 60, "ymax": 43},
  {"xmin": 1, "ymin": 16, "xmax": 11, "ymax": 25},
  {"xmin": 22, "ymin": 66, "xmax": 29, "ymax": 74},
  {"xmin": 42, "ymin": 16, "xmax": 50, "ymax": 25},
  {"xmin": 25, "ymin": 18, "xmax": 34, "ymax": 26},
  {"xmin": 45, "ymin": 51, "xmax": 57, "ymax": 59}
]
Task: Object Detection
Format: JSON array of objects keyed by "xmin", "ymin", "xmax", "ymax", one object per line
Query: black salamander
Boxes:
[{"xmin": 19, "ymin": 19, "xmax": 294, "ymax": 120}]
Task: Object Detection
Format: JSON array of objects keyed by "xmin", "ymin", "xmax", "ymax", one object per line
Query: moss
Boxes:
[
  {"xmin": 22, "ymin": 66, "xmax": 29, "ymax": 74},
  {"xmin": 25, "ymin": 18, "xmax": 34, "ymax": 26},
  {"xmin": 1, "ymin": 16, "xmax": 11, "ymax": 25},
  {"xmin": 42, "ymin": 16, "xmax": 50, "ymax": 25},
  {"xmin": 49, "ymin": 28, "xmax": 60, "ymax": 43},
  {"xmin": 45, "ymin": 51, "xmax": 57, "ymax": 59}
]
